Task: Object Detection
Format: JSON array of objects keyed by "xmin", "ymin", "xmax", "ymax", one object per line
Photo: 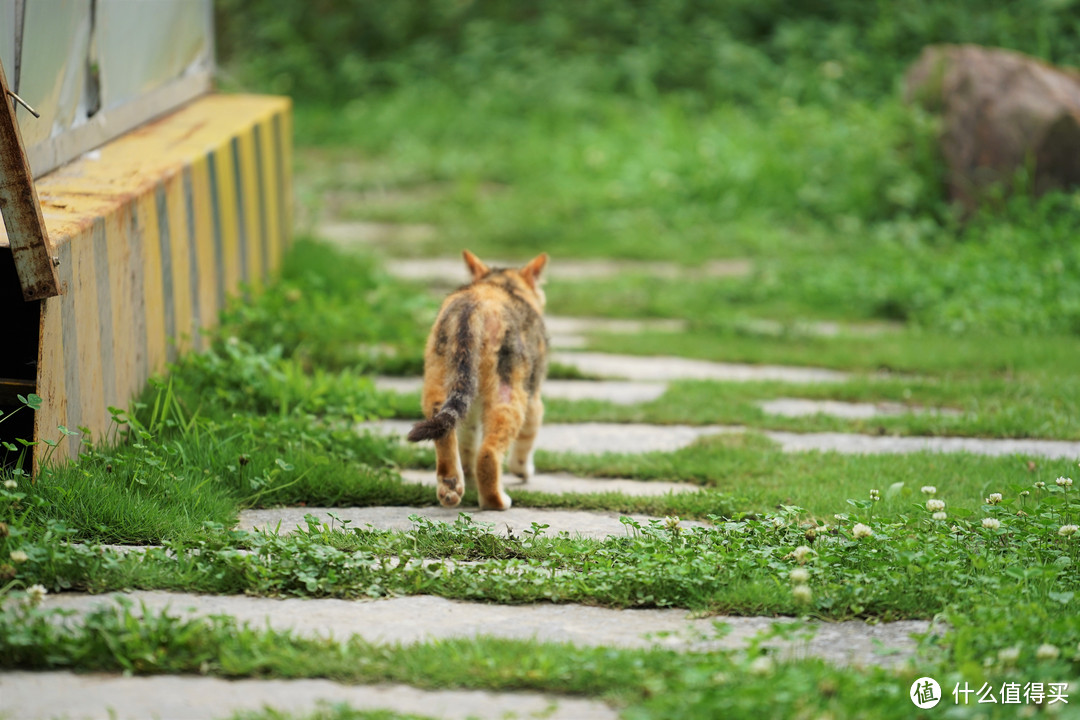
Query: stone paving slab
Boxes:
[
  {"xmin": 759, "ymin": 398, "xmax": 962, "ymax": 419},
  {"xmin": 38, "ymin": 591, "xmax": 928, "ymax": 668},
  {"xmin": 767, "ymin": 430, "xmax": 1080, "ymax": 460},
  {"xmin": 552, "ymin": 351, "xmax": 850, "ymax": 383},
  {"xmin": 398, "ymin": 468, "xmax": 696, "ymax": 496},
  {"xmin": 361, "ymin": 419, "xmax": 736, "ymax": 455},
  {"xmin": 374, "ymin": 376, "xmax": 669, "ymax": 405},
  {"xmin": 238, "ymin": 505, "xmax": 708, "ymax": 539},
  {"xmin": 380, "ymin": 256, "xmax": 752, "ymax": 282},
  {"xmin": 0, "ymin": 670, "xmax": 615, "ymax": 720},
  {"xmin": 318, "ymin": 220, "xmax": 439, "ymax": 247},
  {"xmin": 363, "ymin": 419, "xmax": 1080, "ymax": 460}
]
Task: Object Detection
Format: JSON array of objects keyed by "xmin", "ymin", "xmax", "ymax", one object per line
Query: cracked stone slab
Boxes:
[
  {"xmin": 374, "ymin": 377, "xmax": 668, "ymax": 405},
  {"xmin": 382, "ymin": 257, "xmax": 752, "ymax": 283},
  {"xmin": 398, "ymin": 468, "xmax": 696, "ymax": 496},
  {"xmin": 552, "ymin": 351, "xmax": 850, "ymax": 383},
  {"xmin": 317, "ymin": 220, "xmax": 438, "ymax": 247},
  {"xmin": 238, "ymin": 505, "xmax": 708, "ymax": 540},
  {"xmin": 0, "ymin": 671, "xmax": 614, "ymax": 720},
  {"xmin": 767, "ymin": 431, "xmax": 1080, "ymax": 460},
  {"xmin": 759, "ymin": 398, "xmax": 962, "ymax": 419},
  {"xmin": 37, "ymin": 591, "xmax": 927, "ymax": 669},
  {"xmin": 364, "ymin": 419, "xmax": 1080, "ymax": 461},
  {"xmin": 545, "ymin": 316, "xmax": 687, "ymax": 335},
  {"xmin": 736, "ymin": 318, "xmax": 903, "ymax": 338},
  {"xmin": 361, "ymin": 419, "xmax": 736, "ymax": 454}
]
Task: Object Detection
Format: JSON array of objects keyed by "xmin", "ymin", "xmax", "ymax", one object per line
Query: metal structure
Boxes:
[
  {"xmin": 0, "ymin": 0, "xmax": 292, "ymax": 469},
  {"xmin": 2, "ymin": 0, "xmax": 213, "ymax": 177}
]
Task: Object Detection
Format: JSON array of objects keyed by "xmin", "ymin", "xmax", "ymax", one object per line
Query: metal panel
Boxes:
[
  {"xmin": 16, "ymin": 0, "xmax": 91, "ymax": 148},
  {"xmin": 0, "ymin": 0, "xmax": 16, "ymax": 81},
  {"xmin": 14, "ymin": 0, "xmax": 213, "ymax": 177},
  {"xmin": 97, "ymin": 0, "xmax": 212, "ymax": 112}
]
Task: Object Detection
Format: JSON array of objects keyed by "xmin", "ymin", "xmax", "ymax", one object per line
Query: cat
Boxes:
[{"xmin": 407, "ymin": 250, "xmax": 548, "ymax": 511}]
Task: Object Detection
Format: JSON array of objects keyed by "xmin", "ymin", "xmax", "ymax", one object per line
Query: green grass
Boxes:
[
  {"xmin": 5, "ymin": 597, "xmax": 1079, "ymax": 720},
  {"xmin": 383, "ymin": 371, "xmax": 1080, "ymax": 441}
]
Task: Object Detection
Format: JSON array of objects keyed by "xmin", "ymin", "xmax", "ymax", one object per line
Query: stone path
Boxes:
[
  {"xmin": 239, "ymin": 505, "xmax": 709, "ymax": 539},
  {"xmin": 551, "ymin": 351, "xmax": 850, "ymax": 383},
  {"xmin": 397, "ymin": 468, "xmax": 696, "ymax": 496},
  {"xmin": 0, "ymin": 671, "xmax": 616, "ymax": 720},
  {"xmin": 379, "ymin": 255, "xmax": 753, "ymax": 283},
  {"xmin": 375, "ymin": 376, "xmax": 669, "ymax": 404},
  {"xmin": 759, "ymin": 398, "xmax": 962, "ymax": 419},
  {"xmin": 362, "ymin": 419, "xmax": 735, "ymax": 454},
  {"xmin": 364, "ymin": 418, "xmax": 1080, "ymax": 460},
  {"xmin": 39, "ymin": 591, "xmax": 928, "ymax": 667}
]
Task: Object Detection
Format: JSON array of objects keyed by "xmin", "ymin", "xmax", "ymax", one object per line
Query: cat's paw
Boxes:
[
  {"xmin": 507, "ymin": 454, "xmax": 535, "ymax": 482},
  {"xmin": 479, "ymin": 490, "xmax": 513, "ymax": 511},
  {"xmin": 437, "ymin": 475, "xmax": 464, "ymax": 507}
]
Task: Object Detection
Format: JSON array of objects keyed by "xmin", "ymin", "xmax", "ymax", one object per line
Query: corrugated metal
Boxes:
[
  {"xmin": 0, "ymin": 0, "xmax": 16, "ymax": 80},
  {"xmin": 9, "ymin": 0, "xmax": 213, "ymax": 177},
  {"xmin": 97, "ymin": 0, "xmax": 212, "ymax": 112},
  {"xmin": 16, "ymin": 0, "xmax": 91, "ymax": 148}
]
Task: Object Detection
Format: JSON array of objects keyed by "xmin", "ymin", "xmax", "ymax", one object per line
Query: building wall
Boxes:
[{"xmin": 17, "ymin": 94, "xmax": 292, "ymax": 467}]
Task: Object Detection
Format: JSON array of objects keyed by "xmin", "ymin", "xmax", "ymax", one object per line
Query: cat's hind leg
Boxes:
[
  {"xmin": 507, "ymin": 395, "xmax": 542, "ymax": 482},
  {"xmin": 476, "ymin": 391, "xmax": 525, "ymax": 510},
  {"xmin": 421, "ymin": 385, "xmax": 466, "ymax": 508}
]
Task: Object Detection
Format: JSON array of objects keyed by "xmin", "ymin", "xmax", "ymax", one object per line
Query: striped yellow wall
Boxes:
[{"xmin": 15, "ymin": 94, "xmax": 292, "ymax": 467}]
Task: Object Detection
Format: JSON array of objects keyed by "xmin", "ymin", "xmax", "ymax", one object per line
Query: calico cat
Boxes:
[{"xmin": 407, "ymin": 250, "xmax": 548, "ymax": 511}]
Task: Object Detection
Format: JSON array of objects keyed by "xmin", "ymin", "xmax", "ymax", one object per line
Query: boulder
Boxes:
[{"xmin": 904, "ymin": 44, "xmax": 1080, "ymax": 209}]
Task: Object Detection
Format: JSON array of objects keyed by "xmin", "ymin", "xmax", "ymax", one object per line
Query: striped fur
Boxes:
[{"xmin": 408, "ymin": 250, "xmax": 548, "ymax": 510}]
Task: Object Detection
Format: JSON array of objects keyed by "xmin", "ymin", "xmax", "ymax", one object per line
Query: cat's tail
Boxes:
[{"xmin": 407, "ymin": 301, "xmax": 479, "ymax": 442}]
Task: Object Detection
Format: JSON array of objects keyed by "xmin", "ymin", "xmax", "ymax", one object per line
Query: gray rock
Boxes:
[{"xmin": 905, "ymin": 44, "xmax": 1080, "ymax": 208}]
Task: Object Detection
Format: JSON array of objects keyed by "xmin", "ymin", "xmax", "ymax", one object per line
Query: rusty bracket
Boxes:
[{"xmin": 0, "ymin": 57, "xmax": 61, "ymax": 301}]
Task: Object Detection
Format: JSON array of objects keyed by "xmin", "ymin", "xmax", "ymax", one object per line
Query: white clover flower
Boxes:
[
  {"xmin": 792, "ymin": 545, "xmax": 813, "ymax": 565},
  {"xmin": 792, "ymin": 584, "xmax": 813, "ymax": 604},
  {"xmin": 2, "ymin": 479, "xmax": 16, "ymax": 490},
  {"xmin": 921, "ymin": 485, "xmax": 937, "ymax": 495},
  {"xmin": 790, "ymin": 568, "xmax": 810, "ymax": 584},
  {"xmin": 869, "ymin": 489, "xmax": 880, "ymax": 501},
  {"xmin": 997, "ymin": 646, "xmax": 1021, "ymax": 665},
  {"xmin": 932, "ymin": 511, "xmax": 947, "ymax": 521},
  {"xmin": 1036, "ymin": 643, "xmax": 1060, "ymax": 661},
  {"xmin": 926, "ymin": 499, "xmax": 945, "ymax": 512},
  {"xmin": 1059, "ymin": 525, "xmax": 1079, "ymax": 537},
  {"xmin": 1020, "ymin": 490, "xmax": 1030, "ymax": 497},
  {"xmin": 748, "ymin": 656, "xmax": 774, "ymax": 676},
  {"xmin": 852, "ymin": 523, "xmax": 872, "ymax": 539},
  {"xmin": 25, "ymin": 584, "xmax": 47, "ymax": 608},
  {"xmin": 1056, "ymin": 477, "xmax": 1073, "ymax": 488},
  {"xmin": 1035, "ymin": 481, "xmax": 1046, "ymax": 489},
  {"xmin": 982, "ymin": 518, "xmax": 1001, "ymax": 530},
  {"xmin": 9, "ymin": 550, "xmax": 28, "ymax": 563},
  {"xmin": 986, "ymin": 493, "xmax": 1003, "ymax": 505}
]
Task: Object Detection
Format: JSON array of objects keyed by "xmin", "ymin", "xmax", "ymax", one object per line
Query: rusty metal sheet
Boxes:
[{"xmin": 0, "ymin": 59, "xmax": 61, "ymax": 300}]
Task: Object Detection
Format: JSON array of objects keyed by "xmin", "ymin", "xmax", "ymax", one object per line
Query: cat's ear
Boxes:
[
  {"xmin": 520, "ymin": 253, "xmax": 548, "ymax": 288},
  {"xmin": 463, "ymin": 250, "xmax": 489, "ymax": 281}
]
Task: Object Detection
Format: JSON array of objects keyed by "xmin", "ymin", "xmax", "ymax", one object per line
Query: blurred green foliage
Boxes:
[{"xmin": 216, "ymin": 0, "xmax": 1080, "ymax": 103}]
